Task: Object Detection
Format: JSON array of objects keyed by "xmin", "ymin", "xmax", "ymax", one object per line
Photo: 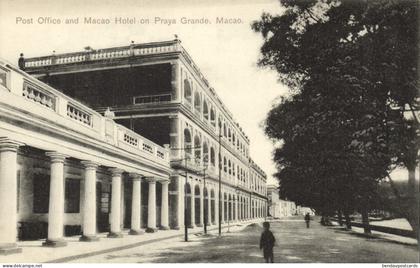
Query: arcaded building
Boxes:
[
  {"xmin": 0, "ymin": 38, "xmax": 268, "ymax": 254},
  {"xmin": 0, "ymin": 60, "xmax": 172, "ymax": 254}
]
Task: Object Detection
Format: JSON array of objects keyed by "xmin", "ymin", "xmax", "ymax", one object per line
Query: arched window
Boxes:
[
  {"xmin": 223, "ymin": 157, "xmax": 227, "ymax": 172},
  {"xmin": 184, "ymin": 128, "xmax": 192, "ymax": 158},
  {"xmin": 210, "ymin": 107, "xmax": 216, "ymax": 126},
  {"xmin": 232, "ymin": 163, "xmax": 235, "ymax": 176},
  {"xmin": 194, "ymin": 91, "xmax": 201, "ymax": 112},
  {"xmin": 194, "ymin": 135, "xmax": 201, "ymax": 164},
  {"xmin": 228, "ymin": 160, "xmax": 231, "ymax": 175},
  {"xmin": 223, "ymin": 123, "xmax": 227, "ymax": 137},
  {"xmin": 228, "ymin": 128, "xmax": 231, "ymax": 141},
  {"xmin": 203, "ymin": 101, "xmax": 209, "ymax": 120},
  {"xmin": 232, "ymin": 133, "xmax": 235, "ymax": 144},
  {"xmin": 203, "ymin": 142, "xmax": 209, "ymax": 166},
  {"xmin": 184, "ymin": 79, "xmax": 192, "ymax": 103},
  {"xmin": 210, "ymin": 147, "xmax": 215, "ymax": 166}
]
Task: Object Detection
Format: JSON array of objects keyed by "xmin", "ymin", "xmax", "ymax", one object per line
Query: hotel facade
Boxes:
[{"xmin": 0, "ymin": 39, "xmax": 268, "ymax": 255}]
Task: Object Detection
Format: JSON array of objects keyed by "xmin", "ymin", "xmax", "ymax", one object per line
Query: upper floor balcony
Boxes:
[{"xmin": 0, "ymin": 60, "xmax": 170, "ymax": 168}]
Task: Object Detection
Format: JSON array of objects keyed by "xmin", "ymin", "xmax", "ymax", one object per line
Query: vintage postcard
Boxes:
[{"xmin": 0, "ymin": 0, "xmax": 418, "ymax": 266}]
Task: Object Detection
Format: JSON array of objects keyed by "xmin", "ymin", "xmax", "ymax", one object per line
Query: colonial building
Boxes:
[
  {"xmin": 267, "ymin": 185, "xmax": 314, "ymax": 218},
  {"xmin": 0, "ymin": 38, "xmax": 268, "ymax": 255},
  {"xmin": 0, "ymin": 60, "xmax": 172, "ymax": 254}
]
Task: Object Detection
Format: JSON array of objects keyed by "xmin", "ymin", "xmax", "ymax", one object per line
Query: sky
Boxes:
[
  {"xmin": 0, "ymin": 0, "xmax": 412, "ymax": 185},
  {"xmin": 0, "ymin": 0, "xmax": 288, "ymax": 185}
]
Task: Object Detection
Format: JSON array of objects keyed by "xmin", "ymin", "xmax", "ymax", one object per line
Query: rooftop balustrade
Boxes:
[{"xmin": 0, "ymin": 60, "xmax": 170, "ymax": 165}]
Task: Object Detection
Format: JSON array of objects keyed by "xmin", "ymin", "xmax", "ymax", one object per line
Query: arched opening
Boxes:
[
  {"xmin": 228, "ymin": 128, "xmax": 231, "ymax": 142},
  {"xmin": 194, "ymin": 91, "xmax": 201, "ymax": 112},
  {"xmin": 194, "ymin": 185, "xmax": 201, "ymax": 225},
  {"xmin": 210, "ymin": 147, "xmax": 215, "ymax": 167},
  {"xmin": 203, "ymin": 142, "xmax": 209, "ymax": 167},
  {"xmin": 203, "ymin": 101, "xmax": 209, "ymax": 120},
  {"xmin": 184, "ymin": 128, "xmax": 192, "ymax": 159},
  {"xmin": 204, "ymin": 187, "xmax": 209, "ymax": 225},
  {"xmin": 184, "ymin": 79, "xmax": 192, "ymax": 103},
  {"xmin": 185, "ymin": 183, "xmax": 192, "ymax": 227},
  {"xmin": 232, "ymin": 163, "xmax": 235, "ymax": 176},
  {"xmin": 194, "ymin": 135, "xmax": 201, "ymax": 165},
  {"xmin": 210, "ymin": 189, "xmax": 215, "ymax": 224},
  {"xmin": 210, "ymin": 107, "xmax": 216, "ymax": 126},
  {"xmin": 223, "ymin": 123, "xmax": 227, "ymax": 137}
]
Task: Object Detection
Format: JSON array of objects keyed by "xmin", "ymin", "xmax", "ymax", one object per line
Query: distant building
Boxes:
[{"xmin": 267, "ymin": 184, "xmax": 314, "ymax": 218}]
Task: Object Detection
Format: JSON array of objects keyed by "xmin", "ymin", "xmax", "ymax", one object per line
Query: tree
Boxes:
[{"xmin": 253, "ymin": 0, "xmax": 418, "ymax": 239}]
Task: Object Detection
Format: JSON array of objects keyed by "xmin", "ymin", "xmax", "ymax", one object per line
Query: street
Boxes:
[{"xmin": 69, "ymin": 217, "xmax": 419, "ymax": 263}]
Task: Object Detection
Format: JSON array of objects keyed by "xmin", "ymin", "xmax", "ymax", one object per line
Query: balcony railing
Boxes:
[
  {"xmin": 133, "ymin": 93, "xmax": 172, "ymax": 105},
  {"xmin": 0, "ymin": 61, "xmax": 170, "ymax": 164},
  {"xmin": 24, "ymin": 40, "xmax": 182, "ymax": 68}
]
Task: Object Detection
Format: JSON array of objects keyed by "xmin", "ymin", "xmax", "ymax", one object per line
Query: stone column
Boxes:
[
  {"xmin": 129, "ymin": 174, "xmax": 143, "ymax": 235},
  {"xmin": 160, "ymin": 180, "xmax": 170, "ymax": 230},
  {"xmin": 238, "ymin": 196, "xmax": 242, "ymax": 221},
  {"xmin": 80, "ymin": 161, "xmax": 99, "ymax": 242},
  {"xmin": 43, "ymin": 152, "xmax": 67, "ymax": 247},
  {"xmin": 221, "ymin": 193, "xmax": 225, "ymax": 224},
  {"xmin": 108, "ymin": 168, "xmax": 123, "ymax": 238},
  {"xmin": 146, "ymin": 178, "xmax": 157, "ymax": 232},
  {"xmin": 197, "ymin": 185, "xmax": 204, "ymax": 227},
  {"xmin": 230, "ymin": 198, "xmax": 235, "ymax": 222},
  {"xmin": 189, "ymin": 182, "xmax": 195, "ymax": 228},
  {"xmin": 215, "ymin": 190, "xmax": 219, "ymax": 225},
  {"xmin": 0, "ymin": 138, "xmax": 23, "ymax": 255},
  {"xmin": 235, "ymin": 195, "xmax": 238, "ymax": 222}
]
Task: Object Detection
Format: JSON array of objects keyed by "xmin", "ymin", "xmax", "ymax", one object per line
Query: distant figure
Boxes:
[
  {"xmin": 18, "ymin": 53, "xmax": 25, "ymax": 70},
  {"xmin": 260, "ymin": 221, "xmax": 275, "ymax": 263},
  {"xmin": 304, "ymin": 213, "xmax": 311, "ymax": 228}
]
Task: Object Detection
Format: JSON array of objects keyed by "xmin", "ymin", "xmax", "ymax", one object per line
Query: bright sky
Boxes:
[{"xmin": 0, "ymin": 0, "xmax": 288, "ymax": 185}]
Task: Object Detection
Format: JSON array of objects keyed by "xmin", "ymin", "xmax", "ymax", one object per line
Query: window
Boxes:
[
  {"xmin": 210, "ymin": 108, "xmax": 216, "ymax": 126},
  {"xmin": 65, "ymin": 178, "xmax": 80, "ymax": 213},
  {"xmin": 194, "ymin": 136, "xmax": 201, "ymax": 164},
  {"xmin": 194, "ymin": 92, "xmax": 201, "ymax": 112},
  {"xmin": 203, "ymin": 101, "xmax": 209, "ymax": 120},
  {"xmin": 184, "ymin": 79, "xmax": 192, "ymax": 103},
  {"xmin": 0, "ymin": 67, "xmax": 9, "ymax": 89},
  {"xmin": 184, "ymin": 128, "xmax": 192, "ymax": 157},
  {"xmin": 210, "ymin": 148, "xmax": 215, "ymax": 166},
  {"xmin": 33, "ymin": 174, "xmax": 50, "ymax": 213}
]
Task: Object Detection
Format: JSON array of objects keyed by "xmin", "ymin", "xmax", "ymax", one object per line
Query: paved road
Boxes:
[{"xmin": 71, "ymin": 217, "xmax": 419, "ymax": 263}]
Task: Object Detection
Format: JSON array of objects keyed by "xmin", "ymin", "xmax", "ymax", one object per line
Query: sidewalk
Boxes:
[
  {"xmin": 0, "ymin": 219, "xmax": 263, "ymax": 263},
  {"xmin": 329, "ymin": 222, "xmax": 418, "ymax": 246}
]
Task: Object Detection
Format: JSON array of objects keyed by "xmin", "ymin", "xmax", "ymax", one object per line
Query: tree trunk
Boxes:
[
  {"xmin": 387, "ymin": 171, "xmax": 419, "ymax": 243},
  {"xmin": 344, "ymin": 210, "xmax": 352, "ymax": 230},
  {"xmin": 361, "ymin": 207, "xmax": 371, "ymax": 234},
  {"xmin": 337, "ymin": 210, "xmax": 343, "ymax": 226}
]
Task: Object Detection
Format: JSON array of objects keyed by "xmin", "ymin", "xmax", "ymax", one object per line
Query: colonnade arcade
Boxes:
[{"xmin": 0, "ymin": 138, "xmax": 170, "ymax": 254}]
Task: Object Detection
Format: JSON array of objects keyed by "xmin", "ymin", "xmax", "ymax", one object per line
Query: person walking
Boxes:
[
  {"xmin": 304, "ymin": 213, "xmax": 311, "ymax": 228},
  {"xmin": 259, "ymin": 221, "xmax": 276, "ymax": 263}
]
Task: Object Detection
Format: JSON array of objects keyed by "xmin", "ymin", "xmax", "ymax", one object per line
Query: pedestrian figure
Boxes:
[
  {"xmin": 304, "ymin": 213, "xmax": 311, "ymax": 228},
  {"xmin": 260, "ymin": 221, "xmax": 275, "ymax": 263},
  {"xmin": 18, "ymin": 53, "xmax": 25, "ymax": 70}
]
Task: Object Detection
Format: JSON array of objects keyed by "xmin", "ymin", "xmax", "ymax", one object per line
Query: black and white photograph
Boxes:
[{"xmin": 0, "ymin": 0, "xmax": 418, "ymax": 266}]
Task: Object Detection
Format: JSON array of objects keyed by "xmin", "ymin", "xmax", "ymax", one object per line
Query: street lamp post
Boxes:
[
  {"xmin": 218, "ymin": 124, "xmax": 222, "ymax": 237},
  {"xmin": 170, "ymin": 146, "xmax": 201, "ymax": 242}
]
